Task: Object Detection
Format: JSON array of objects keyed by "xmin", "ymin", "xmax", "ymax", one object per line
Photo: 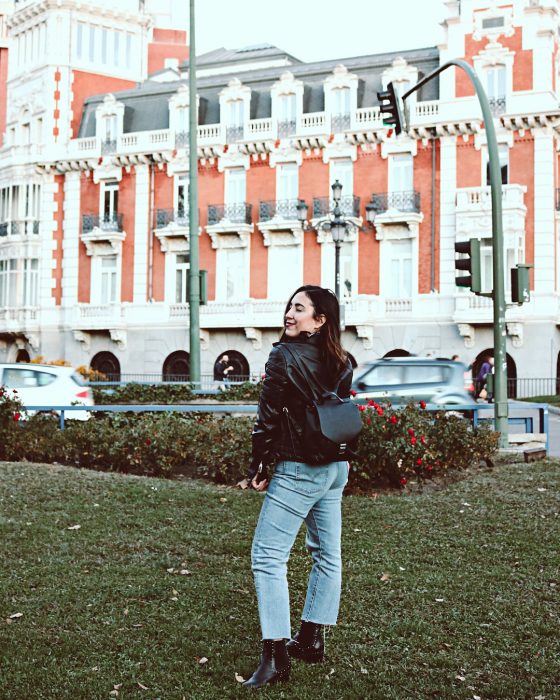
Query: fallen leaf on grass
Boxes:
[
  {"xmin": 235, "ymin": 673, "xmax": 245, "ymax": 683},
  {"xmin": 198, "ymin": 657, "xmax": 208, "ymax": 665},
  {"xmin": 380, "ymin": 573, "xmax": 390, "ymax": 582},
  {"xmin": 537, "ymin": 488, "xmax": 547, "ymax": 492},
  {"xmin": 456, "ymin": 675, "xmax": 466, "ymax": 681},
  {"xmin": 179, "ymin": 569, "xmax": 190, "ymax": 576},
  {"xmin": 237, "ymin": 479, "xmax": 250, "ymax": 489},
  {"xmin": 9, "ymin": 613, "xmax": 23, "ymax": 619},
  {"xmin": 91, "ymin": 667, "xmax": 99, "ymax": 672},
  {"xmin": 435, "ymin": 598, "xmax": 445, "ymax": 602},
  {"xmin": 132, "ymin": 624, "xmax": 143, "ymax": 628},
  {"xmin": 67, "ymin": 525, "xmax": 81, "ymax": 530},
  {"xmin": 360, "ymin": 668, "xmax": 368, "ymax": 674},
  {"xmin": 220, "ymin": 497, "xmax": 227, "ymax": 503},
  {"xmin": 137, "ymin": 682, "xmax": 148, "ymax": 690},
  {"xmin": 166, "ymin": 568, "xmax": 175, "ymax": 574}
]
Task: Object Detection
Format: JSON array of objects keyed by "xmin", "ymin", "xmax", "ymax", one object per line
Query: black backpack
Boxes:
[{"xmin": 282, "ymin": 345, "xmax": 362, "ymax": 465}]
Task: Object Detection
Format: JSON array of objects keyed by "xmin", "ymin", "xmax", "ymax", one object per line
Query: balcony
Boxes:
[
  {"xmin": 331, "ymin": 113, "xmax": 351, "ymax": 133},
  {"xmin": 455, "ymin": 185, "xmax": 526, "ymax": 241},
  {"xmin": 312, "ymin": 195, "xmax": 360, "ymax": 219},
  {"xmin": 81, "ymin": 213, "xmax": 126, "ymax": 255},
  {"xmin": 175, "ymin": 131, "xmax": 189, "ymax": 149},
  {"xmin": 0, "ymin": 220, "xmax": 39, "ymax": 237},
  {"xmin": 101, "ymin": 138, "xmax": 117, "ymax": 155},
  {"xmin": 0, "ymin": 306, "xmax": 39, "ymax": 332},
  {"xmin": 488, "ymin": 96, "xmax": 506, "ymax": 117},
  {"xmin": 369, "ymin": 191, "xmax": 420, "ymax": 215},
  {"xmin": 73, "ymin": 303, "xmax": 126, "ymax": 333},
  {"xmin": 258, "ymin": 199, "xmax": 302, "ymax": 245},
  {"xmin": 207, "ymin": 203, "xmax": 252, "ymax": 226},
  {"xmin": 155, "ymin": 208, "xmax": 191, "ymax": 253},
  {"xmin": 278, "ymin": 119, "xmax": 296, "ymax": 138},
  {"xmin": 225, "ymin": 125, "xmax": 244, "ymax": 144}
]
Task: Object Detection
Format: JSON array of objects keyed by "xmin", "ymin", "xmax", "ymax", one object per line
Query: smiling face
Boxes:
[{"xmin": 284, "ymin": 291, "xmax": 326, "ymax": 337}]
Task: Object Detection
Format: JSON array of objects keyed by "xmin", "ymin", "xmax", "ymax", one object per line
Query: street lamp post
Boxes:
[{"xmin": 296, "ymin": 179, "xmax": 349, "ymax": 303}]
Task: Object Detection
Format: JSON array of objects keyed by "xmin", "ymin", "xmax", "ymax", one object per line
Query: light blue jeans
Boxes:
[{"xmin": 250, "ymin": 459, "xmax": 349, "ymax": 640}]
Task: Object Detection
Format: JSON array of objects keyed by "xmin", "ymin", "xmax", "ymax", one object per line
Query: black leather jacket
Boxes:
[{"xmin": 248, "ymin": 333, "xmax": 353, "ymax": 481}]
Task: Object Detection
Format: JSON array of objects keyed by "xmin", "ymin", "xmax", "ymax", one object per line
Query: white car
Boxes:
[{"xmin": 0, "ymin": 363, "xmax": 94, "ymax": 420}]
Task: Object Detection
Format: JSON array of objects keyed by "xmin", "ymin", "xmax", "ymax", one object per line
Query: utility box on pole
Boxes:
[{"xmin": 511, "ymin": 264, "xmax": 531, "ymax": 305}]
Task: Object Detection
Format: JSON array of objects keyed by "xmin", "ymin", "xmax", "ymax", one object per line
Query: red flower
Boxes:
[
  {"xmin": 420, "ymin": 436, "xmax": 427, "ymax": 445},
  {"xmin": 400, "ymin": 477, "xmax": 407, "ymax": 486},
  {"xmin": 416, "ymin": 458, "xmax": 423, "ymax": 466},
  {"xmin": 145, "ymin": 438, "xmax": 152, "ymax": 446},
  {"xmin": 358, "ymin": 404, "xmax": 366, "ymax": 412},
  {"xmin": 407, "ymin": 428, "xmax": 415, "ymax": 436},
  {"xmin": 410, "ymin": 437, "xmax": 417, "ymax": 446},
  {"xmin": 426, "ymin": 464, "xmax": 433, "ymax": 471},
  {"xmin": 367, "ymin": 399, "xmax": 376, "ymax": 407},
  {"xmin": 376, "ymin": 407, "xmax": 384, "ymax": 416},
  {"xmin": 261, "ymin": 373, "xmax": 266, "ymax": 380},
  {"xmin": 389, "ymin": 415, "xmax": 398, "ymax": 425},
  {"xmin": 350, "ymin": 389, "xmax": 357, "ymax": 397},
  {"xmin": 366, "ymin": 417, "xmax": 372, "ymax": 425},
  {"xmin": 419, "ymin": 400, "xmax": 426, "ymax": 409},
  {"xmin": 13, "ymin": 412, "xmax": 21, "ymax": 422},
  {"xmin": 12, "ymin": 389, "xmax": 18, "ymax": 394}
]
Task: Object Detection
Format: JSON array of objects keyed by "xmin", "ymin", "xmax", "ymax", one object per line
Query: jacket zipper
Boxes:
[{"xmin": 283, "ymin": 406, "xmax": 297, "ymax": 457}]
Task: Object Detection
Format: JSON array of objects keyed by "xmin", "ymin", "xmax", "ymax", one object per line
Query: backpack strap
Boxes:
[{"xmin": 282, "ymin": 343, "xmax": 344, "ymax": 403}]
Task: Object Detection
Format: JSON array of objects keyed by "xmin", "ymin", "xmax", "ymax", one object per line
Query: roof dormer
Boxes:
[
  {"xmin": 271, "ymin": 71, "xmax": 303, "ymax": 139},
  {"xmin": 95, "ymin": 94, "xmax": 125, "ymax": 155},
  {"xmin": 219, "ymin": 78, "xmax": 251, "ymax": 143},
  {"xmin": 324, "ymin": 65, "xmax": 359, "ymax": 133}
]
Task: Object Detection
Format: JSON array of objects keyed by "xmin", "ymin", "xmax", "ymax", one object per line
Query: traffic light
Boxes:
[
  {"xmin": 376, "ymin": 81, "xmax": 405, "ymax": 136},
  {"xmin": 454, "ymin": 238, "xmax": 482, "ymax": 293},
  {"xmin": 511, "ymin": 264, "xmax": 531, "ymax": 304}
]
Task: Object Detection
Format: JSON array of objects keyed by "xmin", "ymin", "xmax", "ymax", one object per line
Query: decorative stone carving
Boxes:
[
  {"xmin": 374, "ymin": 212, "xmax": 423, "ymax": 241},
  {"xmin": 244, "ymin": 327, "xmax": 262, "ymax": 350},
  {"xmin": 457, "ymin": 323, "xmax": 475, "ymax": 348},
  {"xmin": 81, "ymin": 228, "xmax": 126, "ymax": 256},
  {"xmin": 258, "ymin": 224, "xmax": 302, "ymax": 247},
  {"xmin": 200, "ymin": 330, "xmax": 210, "ymax": 350},
  {"xmin": 73, "ymin": 330, "xmax": 91, "ymax": 350},
  {"xmin": 206, "ymin": 225, "xmax": 253, "ymax": 250},
  {"xmin": 356, "ymin": 325, "xmax": 374, "ymax": 350},
  {"xmin": 109, "ymin": 329, "xmax": 127, "ymax": 349},
  {"xmin": 506, "ymin": 322, "xmax": 523, "ymax": 348}
]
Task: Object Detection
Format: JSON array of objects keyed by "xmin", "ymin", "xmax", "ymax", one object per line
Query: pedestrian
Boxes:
[
  {"xmin": 243, "ymin": 285, "xmax": 356, "ymax": 689},
  {"xmin": 451, "ymin": 354, "xmax": 460, "ymax": 362},
  {"xmin": 475, "ymin": 355, "xmax": 494, "ymax": 400},
  {"xmin": 213, "ymin": 353, "xmax": 234, "ymax": 384}
]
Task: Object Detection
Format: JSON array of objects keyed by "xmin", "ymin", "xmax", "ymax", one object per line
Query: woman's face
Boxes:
[{"xmin": 284, "ymin": 291, "xmax": 325, "ymax": 337}]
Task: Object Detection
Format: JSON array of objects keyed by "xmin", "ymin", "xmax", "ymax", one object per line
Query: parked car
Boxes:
[
  {"xmin": 351, "ymin": 357, "xmax": 475, "ymax": 405},
  {"xmin": 0, "ymin": 363, "xmax": 94, "ymax": 420}
]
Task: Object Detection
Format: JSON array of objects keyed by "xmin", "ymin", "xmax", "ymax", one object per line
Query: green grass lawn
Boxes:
[{"xmin": 1, "ymin": 461, "xmax": 558, "ymax": 700}]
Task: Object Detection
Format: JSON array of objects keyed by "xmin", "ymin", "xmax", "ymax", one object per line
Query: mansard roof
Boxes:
[{"xmin": 77, "ymin": 44, "xmax": 439, "ymax": 138}]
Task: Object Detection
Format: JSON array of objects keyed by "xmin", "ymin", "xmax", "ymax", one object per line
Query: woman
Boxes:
[{"xmin": 243, "ymin": 285, "xmax": 354, "ymax": 689}]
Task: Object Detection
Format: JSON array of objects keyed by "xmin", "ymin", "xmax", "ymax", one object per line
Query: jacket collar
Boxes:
[{"xmin": 274, "ymin": 331, "xmax": 321, "ymax": 347}]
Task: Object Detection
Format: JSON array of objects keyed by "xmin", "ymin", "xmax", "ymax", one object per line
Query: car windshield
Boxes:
[
  {"xmin": 360, "ymin": 363, "xmax": 450, "ymax": 387},
  {"xmin": 2, "ymin": 368, "xmax": 57, "ymax": 388},
  {"xmin": 71, "ymin": 372, "xmax": 87, "ymax": 387},
  {"xmin": 360, "ymin": 364, "xmax": 404, "ymax": 386}
]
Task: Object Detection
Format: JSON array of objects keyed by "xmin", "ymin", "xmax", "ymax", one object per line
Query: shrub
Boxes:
[
  {"xmin": 0, "ymin": 398, "xmax": 498, "ymax": 490},
  {"xmin": 93, "ymin": 383, "xmax": 196, "ymax": 405},
  {"xmin": 214, "ymin": 381, "xmax": 263, "ymax": 403}
]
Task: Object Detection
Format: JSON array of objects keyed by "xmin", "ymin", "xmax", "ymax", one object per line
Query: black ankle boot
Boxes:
[
  {"xmin": 286, "ymin": 621, "xmax": 324, "ymax": 663},
  {"xmin": 243, "ymin": 639, "xmax": 291, "ymax": 689}
]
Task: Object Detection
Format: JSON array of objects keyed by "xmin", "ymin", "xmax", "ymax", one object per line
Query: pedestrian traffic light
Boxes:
[
  {"xmin": 454, "ymin": 238, "xmax": 482, "ymax": 293},
  {"xmin": 376, "ymin": 81, "xmax": 405, "ymax": 136},
  {"xmin": 511, "ymin": 263, "xmax": 532, "ymax": 305}
]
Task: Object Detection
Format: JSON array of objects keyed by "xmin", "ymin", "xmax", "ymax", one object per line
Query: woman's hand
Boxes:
[{"xmin": 251, "ymin": 475, "xmax": 269, "ymax": 492}]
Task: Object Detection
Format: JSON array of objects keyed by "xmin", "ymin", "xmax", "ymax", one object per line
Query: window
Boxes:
[
  {"xmin": 482, "ymin": 16, "xmax": 505, "ymax": 29},
  {"xmin": 104, "ymin": 115, "xmax": 117, "ymax": 141},
  {"xmin": 23, "ymin": 258, "xmax": 38, "ymax": 306},
  {"xmin": 100, "ymin": 256, "xmax": 118, "ymax": 304},
  {"xmin": 485, "ymin": 143, "xmax": 508, "ymax": 185},
  {"xmin": 89, "ymin": 25, "xmax": 96, "ymax": 62},
  {"xmin": 227, "ymin": 99, "xmax": 244, "ymax": 127},
  {"xmin": 331, "ymin": 159, "xmax": 353, "ymax": 215},
  {"xmin": 21, "ymin": 122, "xmax": 31, "ymax": 146},
  {"xmin": 332, "ymin": 87, "xmax": 351, "ymax": 115},
  {"xmin": 76, "ymin": 23, "xmax": 84, "ymax": 59},
  {"xmin": 176, "ymin": 106, "xmax": 188, "ymax": 135},
  {"xmin": 225, "ymin": 248, "xmax": 245, "ymax": 300},
  {"xmin": 101, "ymin": 28, "xmax": 108, "ymax": 64},
  {"xmin": 0, "ymin": 259, "xmax": 18, "ymax": 306},
  {"xmin": 389, "ymin": 154, "xmax": 413, "ymax": 194},
  {"xmin": 278, "ymin": 93, "xmax": 297, "ymax": 121},
  {"xmin": 225, "ymin": 169, "xmax": 246, "ymax": 205},
  {"xmin": 479, "ymin": 236, "xmax": 523, "ymax": 294},
  {"xmin": 276, "ymin": 164, "xmax": 298, "ymax": 204},
  {"xmin": 388, "ymin": 239, "xmax": 413, "ymax": 297},
  {"xmin": 125, "ymin": 33, "xmax": 132, "ymax": 69},
  {"xmin": 114, "ymin": 31, "xmax": 120, "ymax": 66},
  {"xmin": 175, "ymin": 254, "xmax": 189, "ymax": 303},
  {"xmin": 103, "ymin": 181, "xmax": 119, "ymax": 224},
  {"xmin": 341, "ymin": 241, "xmax": 354, "ymax": 300},
  {"xmin": 2, "ymin": 368, "xmax": 56, "ymax": 388},
  {"xmin": 486, "ymin": 66, "xmax": 506, "ymax": 115},
  {"xmin": 176, "ymin": 176, "xmax": 189, "ymax": 219},
  {"xmin": 36, "ymin": 117, "xmax": 43, "ymax": 144},
  {"xmin": 268, "ymin": 246, "xmax": 298, "ymax": 300}
]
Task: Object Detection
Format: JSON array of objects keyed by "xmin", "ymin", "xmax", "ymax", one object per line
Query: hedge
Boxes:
[
  {"xmin": 93, "ymin": 381, "xmax": 263, "ymax": 405},
  {"xmin": 1, "ymin": 387, "xmax": 498, "ymax": 489}
]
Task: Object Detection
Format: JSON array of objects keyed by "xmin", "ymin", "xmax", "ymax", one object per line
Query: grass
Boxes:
[
  {"xmin": 520, "ymin": 395, "xmax": 560, "ymax": 407},
  {"xmin": 1, "ymin": 460, "xmax": 559, "ymax": 700}
]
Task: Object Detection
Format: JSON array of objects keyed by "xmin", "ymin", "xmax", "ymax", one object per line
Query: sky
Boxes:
[{"xmin": 195, "ymin": 0, "xmax": 447, "ymax": 63}]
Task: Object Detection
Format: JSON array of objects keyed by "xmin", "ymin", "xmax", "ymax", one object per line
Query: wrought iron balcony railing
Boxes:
[
  {"xmin": 82, "ymin": 213, "xmax": 124, "ymax": 233},
  {"xmin": 259, "ymin": 199, "xmax": 300, "ymax": 222},
  {"xmin": 488, "ymin": 96, "xmax": 506, "ymax": 117},
  {"xmin": 0, "ymin": 220, "xmax": 39, "ymax": 236},
  {"xmin": 369, "ymin": 191, "xmax": 421, "ymax": 214},
  {"xmin": 156, "ymin": 208, "xmax": 190, "ymax": 228},
  {"xmin": 225, "ymin": 125, "xmax": 244, "ymax": 144},
  {"xmin": 175, "ymin": 131, "xmax": 189, "ymax": 148},
  {"xmin": 207, "ymin": 202, "xmax": 252, "ymax": 225},
  {"xmin": 277, "ymin": 119, "xmax": 296, "ymax": 138},
  {"xmin": 331, "ymin": 113, "xmax": 351, "ymax": 133},
  {"xmin": 312, "ymin": 195, "xmax": 361, "ymax": 219},
  {"xmin": 101, "ymin": 138, "xmax": 117, "ymax": 155}
]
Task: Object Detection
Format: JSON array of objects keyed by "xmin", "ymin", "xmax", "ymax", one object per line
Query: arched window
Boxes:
[
  {"xmin": 383, "ymin": 348, "xmax": 411, "ymax": 358},
  {"xmin": 16, "ymin": 349, "xmax": 30, "ymax": 363},
  {"xmin": 213, "ymin": 350, "xmax": 250, "ymax": 382},
  {"xmin": 162, "ymin": 351, "xmax": 190, "ymax": 382},
  {"xmin": 90, "ymin": 351, "xmax": 121, "ymax": 381}
]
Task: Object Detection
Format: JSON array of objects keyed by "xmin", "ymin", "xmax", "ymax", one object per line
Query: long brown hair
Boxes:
[{"xmin": 281, "ymin": 285, "xmax": 348, "ymax": 376}]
